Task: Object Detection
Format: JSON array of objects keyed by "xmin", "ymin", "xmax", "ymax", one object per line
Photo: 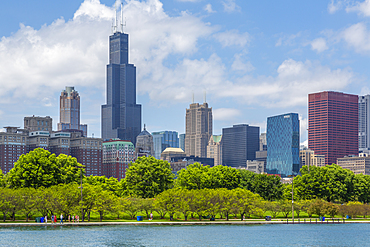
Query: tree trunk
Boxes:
[
  {"xmin": 184, "ymin": 215, "xmax": 188, "ymax": 221},
  {"xmin": 3, "ymin": 212, "xmax": 6, "ymax": 222},
  {"xmin": 100, "ymin": 212, "xmax": 103, "ymax": 222},
  {"xmin": 26, "ymin": 213, "xmax": 29, "ymax": 222},
  {"xmin": 12, "ymin": 211, "xmax": 15, "ymax": 221},
  {"xmin": 241, "ymin": 213, "xmax": 244, "ymax": 221},
  {"xmin": 199, "ymin": 215, "xmax": 202, "ymax": 221},
  {"xmin": 226, "ymin": 213, "xmax": 229, "ymax": 221},
  {"xmin": 117, "ymin": 213, "xmax": 120, "ymax": 219},
  {"xmin": 88, "ymin": 211, "xmax": 91, "ymax": 221},
  {"xmin": 170, "ymin": 215, "xmax": 173, "ymax": 221}
]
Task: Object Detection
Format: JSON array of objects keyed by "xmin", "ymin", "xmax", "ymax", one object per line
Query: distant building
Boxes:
[
  {"xmin": 135, "ymin": 125, "xmax": 154, "ymax": 158},
  {"xmin": 152, "ymin": 131, "xmax": 179, "ymax": 159},
  {"xmin": 337, "ymin": 153, "xmax": 370, "ymax": 175},
  {"xmin": 309, "ymin": 91, "xmax": 358, "ymax": 165},
  {"xmin": 103, "ymin": 140, "xmax": 135, "ymax": 180},
  {"xmin": 185, "ymin": 102, "xmax": 212, "ymax": 158},
  {"xmin": 256, "ymin": 133, "xmax": 267, "ymax": 171},
  {"xmin": 179, "ymin": 134, "xmax": 185, "ymax": 151},
  {"xmin": 48, "ymin": 132, "xmax": 71, "ymax": 156},
  {"xmin": 222, "ymin": 124, "xmax": 259, "ymax": 167},
  {"xmin": 160, "ymin": 147, "xmax": 185, "ymax": 162},
  {"xmin": 246, "ymin": 160, "xmax": 265, "ymax": 174},
  {"xmin": 207, "ymin": 135, "xmax": 222, "ymax": 166},
  {"xmin": 266, "ymin": 113, "xmax": 300, "ymax": 177},
  {"xmin": 359, "ymin": 95, "xmax": 370, "ymax": 152},
  {"xmin": 299, "ymin": 149, "xmax": 325, "ymax": 169},
  {"xmin": 24, "ymin": 116, "xmax": 52, "ymax": 132},
  {"xmin": 58, "ymin": 87, "xmax": 87, "ymax": 137},
  {"xmin": 27, "ymin": 131, "xmax": 50, "ymax": 152},
  {"xmin": 101, "ymin": 30, "xmax": 141, "ymax": 144},
  {"xmin": 0, "ymin": 127, "xmax": 27, "ymax": 174}
]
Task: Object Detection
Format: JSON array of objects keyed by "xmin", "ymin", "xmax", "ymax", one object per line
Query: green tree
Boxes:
[
  {"xmin": 207, "ymin": 165, "xmax": 241, "ymax": 190},
  {"xmin": 6, "ymin": 148, "xmax": 83, "ymax": 189},
  {"xmin": 121, "ymin": 197, "xmax": 141, "ymax": 219},
  {"xmin": 323, "ymin": 202, "xmax": 339, "ymax": 218},
  {"xmin": 278, "ymin": 200, "xmax": 292, "ymax": 218},
  {"xmin": 0, "ymin": 188, "xmax": 15, "ymax": 221},
  {"xmin": 252, "ymin": 174, "xmax": 283, "ymax": 201},
  {"xmin": 264, "ymin": 201, "xmax": 279, "ymax": 218},
  {"xmin": 176, "ymin": 189, "xmax": 191, "ymax": 220},
  {"xmin": 0, "ymin": 169, "xmax": 4, "ymax": 187},
  {"xmin": 239, "ymin": 170, "xmax": 256, "ymax": 191},
  {"xmin": 17, "ymin": 188, "xmax": 37, "ymax": 222},
  {"xmin": 307, "ymin": 199, "xmax": 327, "ymax": 217},
  {"xmin": 53, "ymin": 183, "xmax": 80, "ymax": 218},
  {"xmin": 126, "ymin": 156, "xmax": 174, "ymax": 198},
  {"xmin": 176, "ymin": 163, "xmax": 210, "ymax": 190},
  {"xmin": 138, "ymin": 198, "xmax": 155, "ymax": 219},
  {"xmin": 155, "ymin": 188, "xmax": 181, "ymax": 220},
  {"xmin": 93, "ymin": 187, "xmax": 117, "ymax": 222},
  {"xmin": 84, "ymin": 175, "xmax": 123, "ymax": 197}
]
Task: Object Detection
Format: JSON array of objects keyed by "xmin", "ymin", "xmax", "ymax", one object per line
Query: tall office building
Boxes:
[
  {"xmin": 101, "ymin": 27, "xmax": 141, "ymax": 144},
  {"xmin": 135, "ymin": 125, "xmax": 154, "ymax": 158},
  {"xmin": 222, "ymin": 124, "xmax": 259, "ymax": 167},
  {"xmin": 266, "ymin": 113, "xmax": 300, "ymax": 177},
  {"xmin": 58, "ymin": 87, "xmax": 87, "ymax": 137},
  {"xmin": 359, "ymin": 95, "xmax": 370, "ymax": 152},
  {"xmin": 185, "ymin": 102, "xmax": 212, "ymax": 158},
  {"xmin": 308, "ymin": 91, "xmax": 358, "ymax": 165},
  {"xmin": 152, "ymin": 131, "xmax": 179, "ymax": 159}
]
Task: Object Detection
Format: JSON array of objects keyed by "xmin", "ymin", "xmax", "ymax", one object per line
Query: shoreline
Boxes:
[{"xmin": 0, "ymin": 220, "xmax": 367, "ymax": 227}]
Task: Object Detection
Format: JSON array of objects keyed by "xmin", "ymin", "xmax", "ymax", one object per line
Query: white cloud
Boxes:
[
  {"xmin": 300, "ymin": 140, "xmax": 308, "ymax": 148},
  {"xmin": 299, "ymin": 116, "xmax": 308, "ymax": 143},
  {"xmin": 328, "ymin": 0, "xmax": 343, "ymax": 14},
  {"xmin": 346, "ymin": 0, "xmax": 370, "ymax": 16},
  {"xmin": 310, "ymin": 38, "xmax": 328, "ymax": 53},
  {"xmin": 216, "ymin": 59, "xmax": 353, "ymax": 108},
  {"xmin": 204, "ymin": 4, "xmax": 216, "ymax": 13},
  {"xmin": 275, "ymin": 32, "xmax": 303, "ymax": 47},
  {"xmin": 214, "ymin": 30, "xmax": 250, "ymax": 47},
  {"xmin": 213, "ymin": 108, "xmax": 241, "ymax": 121},
  {"xmin": 222, "ymin": 0, "xmax": 241, "ymax": 13},
  {"xmin": 231, "ymin": 54, "xmax": 254, "ymax": 72},
  {"xmin": 341, "ymin": 22, "xmax": 370, "ymax": 52}
]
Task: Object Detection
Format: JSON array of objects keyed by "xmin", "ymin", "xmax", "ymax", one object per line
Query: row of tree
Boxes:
[
  {"xmin": 2, "ymin": 148, "xmax": 370, "ymax": 205},
  {"xmin": 1, "ymin": 184, "xmax": 369, "ymax": 222}
]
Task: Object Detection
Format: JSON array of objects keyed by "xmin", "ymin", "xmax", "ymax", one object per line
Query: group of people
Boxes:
[{"xmin": 46, "ymin": 214, "xmax": 80, "ymax": 224}]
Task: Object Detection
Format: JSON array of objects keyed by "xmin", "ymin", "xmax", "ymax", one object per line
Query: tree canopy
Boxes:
[
  {"xmin": 125, "ymin": 156, "xmax": 175, "ymax": 198},
  {"xmin": 5, "ymin": 148, "xmax": 83, "ymax": 189}
]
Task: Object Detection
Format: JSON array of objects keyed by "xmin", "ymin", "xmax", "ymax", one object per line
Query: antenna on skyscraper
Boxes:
[
  {"xmin": 115, "ymin": 1, "xmax": 118, "ymax": 33},
  {"xmin": 121, "ymin": 3, "xmax": 126, "ymax": 32}
]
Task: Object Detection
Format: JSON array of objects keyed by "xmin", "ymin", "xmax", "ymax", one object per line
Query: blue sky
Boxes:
[{"xmin": 1, "ymin": 0, "xmax": 370, "ymax": 145}]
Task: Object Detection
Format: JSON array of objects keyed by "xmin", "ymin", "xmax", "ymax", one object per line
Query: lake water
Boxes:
[{"xmin": 0, "ymin": 223, "xmax": 368, "ymax": 246}]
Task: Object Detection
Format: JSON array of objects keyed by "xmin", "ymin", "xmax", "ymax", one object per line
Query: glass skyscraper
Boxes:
[
  {"xmin": 222, "ymin": 124, "xmax": 260, "ymax": 167},
  {"xmin": 152, "ymin": 131, "xmax": 179, "ymax": 159},
  {"xmin": 101, "ymin": 31, "xmax": 141, "ymax": 144},
  {"xmin": 266, "ymin": 113, "xmax": 300, "ymax": 177}
]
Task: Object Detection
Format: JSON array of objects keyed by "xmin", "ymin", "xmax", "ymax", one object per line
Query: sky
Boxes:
[{"xmin": 1, "ymin": 0, "xmax": 370, "ymax": 146}]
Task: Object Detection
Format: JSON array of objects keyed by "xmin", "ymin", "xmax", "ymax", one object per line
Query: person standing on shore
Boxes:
[
  {"xmin": 44, "ymin": 215, "xmax": 47, "ymax": 224},
  {"xmin": 76, "ymin": 215, "xmax": 79, "ymax": 223},
  {"xmin": 51, "ymin": 215, "xmax": 54, "ymax": 224},
  {"xmin": 68, "ymin": 214, "xmax": 70, "ymax": 223},
  {"xmin": 150, "ymin": 213, "xmax": 153, "ymax": 221},
  {"xmin": 72, "ymin": 215, "xmax": 74, "ymax": 223},
  {"xmin": 60, "ymin": 214, "xmax": 63, "ymax": 224}
]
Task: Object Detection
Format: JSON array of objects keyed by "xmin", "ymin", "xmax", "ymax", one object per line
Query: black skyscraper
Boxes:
[
  {"xmin": 102, "ymin": 31, "xmax": 141, "ymax": 144},
  {"xmin": 222, "ymin": 124, "xmax": 259, "ymax": 167}
]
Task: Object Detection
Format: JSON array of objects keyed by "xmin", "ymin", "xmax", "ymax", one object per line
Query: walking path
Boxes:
[{"xmin": 0, "ymin": 219, "xmax": 368, "ymax": 227}]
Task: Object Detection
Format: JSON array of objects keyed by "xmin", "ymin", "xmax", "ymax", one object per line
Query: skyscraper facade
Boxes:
[
  {"xmin": 179, "ymin": 134, "xmax": 185, "ymax": 151},
  {"xmin": 207, "ymin": 135, "xmax": 222, "ymax": 166},
  {"xmin": 101, "ymin": 30, "xmax": 141, "ymax": 144},
  {"xmin": 359, "ymin": 95, "xmax": 370, "ymax": 152},
  {"xmin": 135, "ymin": 126, "xmax": 154, "ymax": 158},
  {"xmin": 152, "ymin": 131, "xmax": 179, "ymax": 159},
  {"xmin": 222, "ymin": 124, "xmax": 259, "ymax": 167},
  {"xmin": 308, "ymin": 91, "xmax": 358, "ymax": 165},
  {"xmin": 185, "ymin": 102, "xmax": 212, "ymax": 158},
  {"xmin": 58, "ymin": 87, "xmax": 87, "ymax": 137},
  {"xmin": 266, "ymin": 113, "xmax": 300, "ymax": 177}
]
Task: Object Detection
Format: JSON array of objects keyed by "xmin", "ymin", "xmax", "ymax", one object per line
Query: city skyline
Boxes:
[{"xmin": 2, "ymin": 0, "xmax": 370, "ymax": 145}]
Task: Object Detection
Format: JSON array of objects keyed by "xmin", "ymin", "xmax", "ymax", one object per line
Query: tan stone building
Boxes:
[
  {"xmin": 337, "ymin": 154, "xmax": 370, "ymax": 175},
  {"xmin": 185, "ymin": 102, "xmax": 212, "ymax": 158},
  {"xmin": 300, "ymin": 149, "xmax": 325, "ymax": 169},
  {"xmin": 24, "ymin": 116, "xmax": 52, "ymax": 132},
  {"xmin": 207, "ymin": 135, "xmax": 222, "ymax": 166},
  {"xmin": 246, "ymin": 160, "xmax": 265, "ymax": 174},
  {"xmin": 160, "ymin": 147, "xmax": 185, "ymax": 162}
]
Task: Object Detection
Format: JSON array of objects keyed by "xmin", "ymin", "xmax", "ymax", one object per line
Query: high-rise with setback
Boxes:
[
  {"xmin": 359, "ymin": 95, "xmax": 370, "ymax": 152},
  {"xmin": 185, "ymin": 102, "xmax": 212, "ymax": 158},
  {"xmin": 101, "ymin": 28, "xmax": 141, "ymax": 144}
]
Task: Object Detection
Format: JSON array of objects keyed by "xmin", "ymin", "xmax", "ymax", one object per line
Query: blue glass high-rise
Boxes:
[
  {"xmin": 101, "ymin": 31, "xmax": 141, "ymax": 144},
  {"xmin": 266, "ymin": 113, "xmax": 300, "ymax": 177}
]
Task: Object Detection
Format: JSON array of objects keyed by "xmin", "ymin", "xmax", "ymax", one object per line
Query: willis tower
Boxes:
[{"xmin": 102, "ymin": 9, "xmax": 141, "ymax": 145}]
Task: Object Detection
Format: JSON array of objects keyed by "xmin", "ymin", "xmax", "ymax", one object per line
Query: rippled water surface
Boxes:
[{"xmin": 0, "ymin": 223, "xmax": 368, "ymax": 246}]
